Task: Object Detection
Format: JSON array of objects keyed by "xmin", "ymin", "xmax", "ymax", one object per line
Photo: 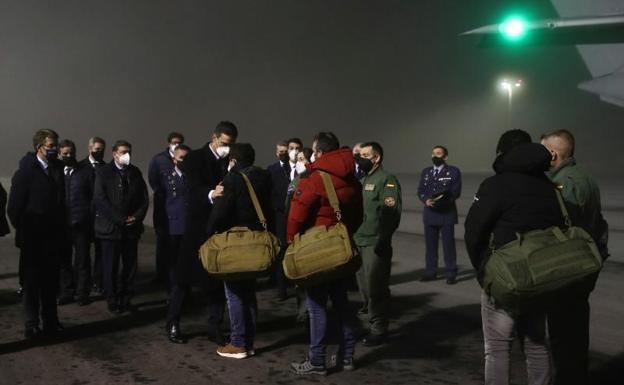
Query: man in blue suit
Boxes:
[
  {"xmin": 417, "ymin": 145, "xmax": 462, "ymax": 284},
  {"xmin": 148, "ymin": 132, "xmax": 185, "ymax": 288}
]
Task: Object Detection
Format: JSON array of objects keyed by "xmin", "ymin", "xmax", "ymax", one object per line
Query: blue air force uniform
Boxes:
[{"xmin": 417, "ymin": 164, "xmax": 462, "ymax": 279}]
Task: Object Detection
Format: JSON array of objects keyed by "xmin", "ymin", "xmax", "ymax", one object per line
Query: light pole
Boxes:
[{"xmin": 500, "ymin": 79, "xmax": 523, "ymax": 128}]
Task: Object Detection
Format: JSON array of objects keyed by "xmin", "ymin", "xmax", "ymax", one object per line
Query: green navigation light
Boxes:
[{"xmin": 500, "ymin": 17, "xmax": 527, "ymax": 40}]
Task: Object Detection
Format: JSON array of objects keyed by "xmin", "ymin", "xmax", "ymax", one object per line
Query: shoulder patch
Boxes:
[
  {"xmin": 385, "ymin": 183, "xmax": 396, "ymax": 188},
  {"xmin": 384, "ymin": 197, "xmax": 396, "ymax": 207}
]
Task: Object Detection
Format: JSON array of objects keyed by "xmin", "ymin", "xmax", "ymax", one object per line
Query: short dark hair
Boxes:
[
  {"xmin": 287, "ymin": 138, "xmax": 303, "ymax": 147},
  {"xmin": 167, "ymin": 132, "xmax": 185, "ymax": 143},
  {"xmin": 433, "ymin": 145, "xmax": 448, "ymax": 157},
  {"xmin": 215, "ymin": 121, "xmax": 238, "ymax": 139},
  {"xmin": 32, "ymin": 129, "xmax": 59, "ymax": 150},
  {"xmin": 89, "ymin": 137, "xmax": 106, "ymax": 147},
  {"xmin": 301, "ymin": 147, "xmax": 313, "ymax": 162},
  {"xmin": 276, "ymin": 140, "xmax": 288, "ymax": 148},
  {"xmin": 229, "ymin": 143, "xmax": 255, "ymax": 165},
  {"xmin": 59, "ymin": 139, "xmax": 76, "ymax": 153},
  {"xmin": 496, "ymin": 129, "xmax": 532, "ymax": 155},
  {"xmin": 175, "ymin": 144, "xmax": 191, "ymax": 153},
  {"xmin": 541, "ymin": 129, "xmax": 575, "ymax": 158},
  {"xmin": 313, "ymin": 132, "xmax": 340, "ymax": 154},
  {"xmin": 112, "ymin": 140, "xmax": 132, "ymax": 152},
  {"xmin": 361, "ymin": 141, "xmax": 384, "ymax": 162}
]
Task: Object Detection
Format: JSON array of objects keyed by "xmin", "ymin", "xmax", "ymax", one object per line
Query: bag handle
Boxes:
[
  {"xmin": 240, "ymin": 172, "xmax": 268, "ymax": 230},
  {"xmin": 319, "ymin": 171, "xmax": 342, "ymax": 222},
  {"xmin": 554, "ymin": 188, "xmax": 572, "ymax": 228}
]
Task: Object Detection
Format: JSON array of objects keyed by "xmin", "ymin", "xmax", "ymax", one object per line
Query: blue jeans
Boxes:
[
  {"xmin": 224, "ymin": 279, "xmax": 257, "ymax": 348},
  {"xmin": 307, "ymin": 279, "xmax": 357, "ymax": 367}
]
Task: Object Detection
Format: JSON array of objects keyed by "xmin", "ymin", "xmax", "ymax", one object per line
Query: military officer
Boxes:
[
  {"xmin": 354, "ymin": 142, "xmax": 402, "ymax": 347},
  {"xmin": 417, "ymin": 145, "xmax": 461, "ymax": 284}
]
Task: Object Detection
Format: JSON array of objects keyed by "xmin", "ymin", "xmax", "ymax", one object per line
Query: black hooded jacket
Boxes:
[{"xmin": 464, "ymin": 143, "xmax": 566, "ymax": 278}]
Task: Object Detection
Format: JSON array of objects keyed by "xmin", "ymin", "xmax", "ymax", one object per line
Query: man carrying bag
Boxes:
[{"xmin": 287, "ymin": 132, "xmax": 363, "ymax": 376}]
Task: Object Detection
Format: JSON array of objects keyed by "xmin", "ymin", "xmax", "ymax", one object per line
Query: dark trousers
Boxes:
[
  {"xmin": 100, "ymin": 237, "xmax": 138, "ymax": 304},
  {"xmin": 273, "ymin": 212, "xmax": 288, "ymax": 297},
  {"xmin": 547, "ymin": 296, "xmax": 590, "ymax": 385},
  {"xmin": 92, "ymin": 239, "xmax": 103, "ymax": 289},
  {"xmin": 224, "ymin": 279, "xmax": 257, "ymax": 348},
  {"xmin": 356, "ymin": 244, "xmax": 392, "ymax": 335},
  {"xmin": 21, "ymin": 241, "xmax": 60, "ymax": 329},
  {"xmin": 307, "ymin": 279, "xmax": 358, "ymax": 367},
  {"xmin": 155, "ymin": 230, "xmax": 169, "ymax": 285},
  {"xmin": 59, "ymin": 226, "xmax": 91, "ymax": 299},
  {"xmin": 167, "ymin": 279, "xmax": 225, "ymax": 329},
  {"xmin": 424, "ymin": 224, "xmax": 457, "ymax": 278}
]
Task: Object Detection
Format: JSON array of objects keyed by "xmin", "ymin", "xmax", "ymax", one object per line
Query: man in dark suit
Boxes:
[
  {"xmin": 93, "ymin": 140, "xmax": 149, "ymax": 313},
  {"xmin": 0, "ymin": 182, "xmax": 10, "ymax": 237},
  {"xmin": 174, "ymin": 121, "xmax": 237, "ymax": 343},
  {"xmin": 57, "ymin": 139, "xmax": 95, "ymax": 306},
  {"xmin": 267, "ymin": 138, "xmax": 302, "ymax": 300},
  {"xmin": 159, "ymin": 144, "xmax": 190, "ymax": 343},
  {"xmin": 417, "ymin": 145, "xmax": 462, "ymax": 284},
  {"xmin": 148, "ymin": 132, "xmax": 185, "ymax": 288},
  {"xmin": 8, "ymin": 129, "xmax": 66, "ymax": 339},
  {"xmin": 78, "ymin": 136, "xmax": 106, "ymax": 293}
]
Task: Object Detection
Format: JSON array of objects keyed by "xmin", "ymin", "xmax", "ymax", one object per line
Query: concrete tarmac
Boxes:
[{"xmin": 1, "ymin": 227, "xmax": 622, "ymax": 385}]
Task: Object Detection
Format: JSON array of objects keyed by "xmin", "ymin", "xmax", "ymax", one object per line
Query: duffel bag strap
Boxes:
[
  {"xmin": 319, "ymin": 171, "xmax": 342, "ymax": 222},
  {"xmin": 554, "ymin": 188, "xmax": 572, "ymax": 228},
  {"xmin": 240, "ymin": 172, "xmax": 268, "ymax": 230}
]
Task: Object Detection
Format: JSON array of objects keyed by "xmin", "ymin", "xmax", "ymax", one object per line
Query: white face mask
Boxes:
[
  {"xmin": 310, "ymin": 153, "xmax": 316, "ymax": 163},
  {"xmin": 118, "ymin": 153, "xmax": 131, "ymax": 166},
  {"xmin": 169, "ymin": 144, "xmax": 178, "ymax": 154},
  {"xmin": 295, "ymin": 161, "xmax": 307, "ymax": 175},
  {"xmin": 216, "ymin": 146, "xmax": 230, "ymax": 158},
  {"xmin": 289, "ymin": 149, "xmax": 298, "ymax": 162}
]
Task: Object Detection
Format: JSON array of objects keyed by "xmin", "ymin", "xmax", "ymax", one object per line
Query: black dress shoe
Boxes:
[
  {"xmin": 17, "ymin": 286, "xmax": 24, "ymax": 297},
  {"xmin": 24, "ymin": 326, "xmax": 42, "ymax": 340},
  {"xmin": 107, "ymin": 301, "xmax": 118, "ymax": 314},
  {"xmin": 77, "ymin": 296, "xmax": 91, "ymax": 306},
  {"xmin": 166, "ymin": 323, "xmax": 187, "ymax": 344},
  {"xmin": 361, "ymin": 333, "xmax": 387, "ymax": 347},
  {"xmin": 419, "ymin": 275, "xmax": 437, "ymax": 282},
  {"xmin": 446, "ymin": 277, "xmax": 457, "ymax": 285},
  {"xmin": 42, "ymin": 321, "xmax": 64, "ymax": 337}
]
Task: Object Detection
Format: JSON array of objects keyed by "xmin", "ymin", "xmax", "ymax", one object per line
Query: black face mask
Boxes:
[
  {"xmin": 278, "ymin": 153, "xmax": 289, "ymax": 163},
  {"xmin": 91, "ymin": 151, "xmax": 104, "ymax": 162},
  {"xmin": 353, "ymin": 153, "xmax": 361, "ymax": 161},
  {"xmin": 62, "ymin": 156, "xmax": 77, "ymax": 167},
  {"xmin": 356, "ymin": 157, "xmax": 374, "ymax": 174},
  {"xmin": 432, "ymin": 156, "xmax": 445, "ymax": 167}
]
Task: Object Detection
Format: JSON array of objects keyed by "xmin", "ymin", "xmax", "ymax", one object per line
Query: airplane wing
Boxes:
[{"xmin": 461, "ymin": 15, "xmax": 624, "ymax": 36}]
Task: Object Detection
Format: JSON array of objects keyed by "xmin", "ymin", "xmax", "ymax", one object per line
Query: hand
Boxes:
[
  {"xmin": 125, "ymin": 216, "xmax": 136, "ymax": 226},
  {"xmin": 426, "ymin": 199, "xmax": 436, "ymax": 208},
  {"xmin": 212, "ymin": 183, "xmax": 225, "ymax": 199}
]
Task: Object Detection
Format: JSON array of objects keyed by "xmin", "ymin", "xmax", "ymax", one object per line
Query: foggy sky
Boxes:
[{"xmin": 1, "ymin": 0, "xmax": 623, "ymax": 178}]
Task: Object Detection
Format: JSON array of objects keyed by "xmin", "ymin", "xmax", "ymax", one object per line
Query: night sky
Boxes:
[{"xmin": 1, "ymin": 0, "xmax": 622, "ymax": 177}]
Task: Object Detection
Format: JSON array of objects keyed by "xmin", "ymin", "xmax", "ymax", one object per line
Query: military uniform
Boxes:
[
  {"xmin": 546, "ymin": 157, "xmax": 608, "ymax": 385},
  {"xmin": 417, "ymin": 164, "xmax": 461, "ymax": 280},
  {"xmin": 354, "ymin": 166, "xmax": 402, "ymax": 336}
]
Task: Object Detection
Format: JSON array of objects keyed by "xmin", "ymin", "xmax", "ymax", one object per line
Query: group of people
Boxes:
[{"xmin": 0, "ymin": 123, "xmax": 608, "ymax": 384}]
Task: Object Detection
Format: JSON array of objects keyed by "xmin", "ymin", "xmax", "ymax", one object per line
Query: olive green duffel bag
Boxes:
[
  {"xmin": 483, "ymin": 189, "xmax": 603, "ymax": 314},
  {"xmin": 199, "ymin": 172, "xmax": 280, "ymax": 281},
  {"xmin": 283, "ymin": 171, "xmax": 361, "ymax": 286}
]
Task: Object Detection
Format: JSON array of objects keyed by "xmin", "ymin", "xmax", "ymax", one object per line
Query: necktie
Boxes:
[{"xmin": 433, "ymin": 169, "xmax": 439, "ymax": 178}]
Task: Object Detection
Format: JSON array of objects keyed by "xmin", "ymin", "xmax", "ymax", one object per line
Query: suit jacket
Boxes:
[
  {"xmin": 162, "ymin": 167, "xmax": 189, "ymax": 236},
  {"xmin": 176, "ymin": 143, "xmax": 227, "ymax": 285},
  {"xmin": 0, "ymin": 182, "xmax": 10, "ymax": 237},
  {"xmin": 64, "ymin": 164, "xmax": 95, "ymax": 227},
  {"xmin": 93, "ymin": 162, "xmax": 149, "ymax": 240},
  {"xmin": 148, "ymin": 149, "xmax": 174, "ymax": 232},
  {"xmin": 7, "ymin": 152, "xmax": 66, "ymax": 247},
  {"xmin": 417, "ymin": 164, "xmax": 462, "ymax": 225}
]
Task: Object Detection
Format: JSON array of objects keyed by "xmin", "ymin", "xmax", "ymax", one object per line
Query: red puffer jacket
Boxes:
[{"xmin": 287, "ymin": 148, "xmax": 363, "ymax": 243}]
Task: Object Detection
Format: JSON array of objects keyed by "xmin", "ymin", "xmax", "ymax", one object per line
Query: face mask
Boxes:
[
  {"xmin": 91, "ymin": 151, "xmax": 104, "ymax": 162},
  {"xmin": 278, "ymin": 153, "xmax": 289, "ymax": 163},
  {"xmin": 62, "ymin": 156, "xmax": 77, "ymax": 167},
  {"xmin": 432, "ymin": 156, "xmax": 445, "ymax": 167},
  {"xmin": 45, "ymin": 149, "xmax": 58, "ymax": 162},
  {"xmin": 216, "ymin": 146, "xmax": 230, "ymax": 158},
  {"xmin": 117, "ymin": 153, "xmax": 131, "ymax": 166},
  {"xmin": 356, "ymin": 157, "xmax": 373, "ymax": 174},
  {"xmin": 295, "ymin": 161, "xmax": 307, "ymax": 175},
  {"xmin": 289, "ymin": 149, "xmax": 298, "ymax": 162},
  {"xmin": 310, "ymin": 153, "xmax": 316, "ymax": 163},
  {"xmin": 169, "ymin": 144, "xmax": 178, "ymax": 153}
]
